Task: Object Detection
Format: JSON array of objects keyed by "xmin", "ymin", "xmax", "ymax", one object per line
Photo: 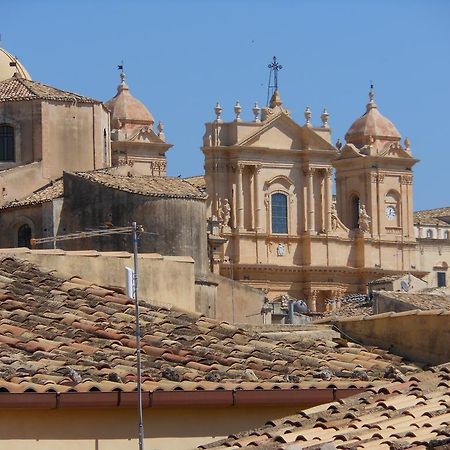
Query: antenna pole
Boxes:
[{"xmin": 133, "ymin": 221, "xmax": 145, "ymax": 450}]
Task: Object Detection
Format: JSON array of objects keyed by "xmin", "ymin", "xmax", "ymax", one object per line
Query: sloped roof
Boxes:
[
  {"xmin": 0, "ymin": 179, "xmax": 63, "ymax": 210},
  {"xmin": 0, "ymin": 256, "xmax": 420, "ymax": 394},
  {"xmin": 184, "ymin": 175, "xmax": 206, "ymax": 191},
  {"xmin": 0, "ymin": 74, "xmax": 99, "ymax": 103},
  {"xmin": 375, "ymin": 290, "xmax": 450, "ymax": 311},
  {"xmin": 71, "ymin": 171, "xmax": 207, "ymax": 200},
  {"xmin": 414, "ymin": 207, "xmax": 450, "ymax": 226},
  {"xmin": 201, "ymin": 363, "xmax": 450, "ymax": 449}
]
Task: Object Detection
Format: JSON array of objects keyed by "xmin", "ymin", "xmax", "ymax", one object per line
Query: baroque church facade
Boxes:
[
  {"xmin": 202, "ymin": 88, "xmax": 423, "ymax": 310},
  {"xmin": 0, "ymin": 46, "xmax": 448, "ymax": 311}
]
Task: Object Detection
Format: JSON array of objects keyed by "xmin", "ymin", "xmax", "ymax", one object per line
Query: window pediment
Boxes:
[{"xmin": 264, "ymin": 175, "xmax": 294, "ymax": 192}]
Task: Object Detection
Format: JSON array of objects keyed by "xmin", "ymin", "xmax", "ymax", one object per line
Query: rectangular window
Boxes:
[
  {"xmin": 437, "ymin": 272, "xmax": 446, "ymax": 287},
  {"xmin": 0, "ymin": 125, "xmax": 15, "ymax": 161},
  {"xmin": 271, "ymin": 193, "xmax": 288, "ymax": 234}
]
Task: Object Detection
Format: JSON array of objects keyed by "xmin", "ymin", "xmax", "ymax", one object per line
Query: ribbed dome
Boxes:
[
  {"xmin": 0, "ymin": 47, "xmax": 31, "ymax": 82},
  {"xmin": 105, "ymin": 73, "xmax": 154, "ymax": 130},
  {"xmin": 345, "ymin": 91, "xmax": 400, "ymax": 146}
]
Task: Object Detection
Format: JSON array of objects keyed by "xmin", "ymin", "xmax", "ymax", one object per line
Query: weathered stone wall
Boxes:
[
  {"xmin": 0, "ymin": 203, "xmax": 44, "ymax": 247},
  {"xmin": 372, "ymin": 292, "xmax": 421, "ymax": 314},
  {"xmin": 331, "ymin": 311, "xmax": 450, "ymax": 365},
  {"xmin": 60, "ymin": 173, "xmax": 208, "ymax": 275}
]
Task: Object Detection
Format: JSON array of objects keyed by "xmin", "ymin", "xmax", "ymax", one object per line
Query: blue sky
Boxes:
[{"xmin": 2, "ymin": 0, "xmax": 449, "ymax": 210}]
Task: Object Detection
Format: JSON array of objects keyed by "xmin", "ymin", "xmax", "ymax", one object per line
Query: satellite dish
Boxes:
[{"xmin": 401, "ymin": 280, "xmax": 410, "ymax": 292}]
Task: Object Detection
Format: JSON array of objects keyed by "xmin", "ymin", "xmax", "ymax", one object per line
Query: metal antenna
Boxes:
[
  {"xmin": 31, "ymin": 224, "xmax": 153, "ymax": 450},
  {"xmin": 266, "ymin": 56, "xmax": 283, "ymax": 106},
  {"xmin": 132, "ymin": 222, "xmax": 145, "ymax": 450}
]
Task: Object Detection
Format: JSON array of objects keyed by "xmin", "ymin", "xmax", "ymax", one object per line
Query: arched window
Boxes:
[
  {"xmin": 426, "ymin": 229, "xmax": 433, "ymax": 239},
  {"xmin": 17, "ymin": 224, "xmax": 32, "ymax": 248},
  {"xmin": 0, "ymin": 125, "xmax": 15, "ymax": 162},
  {"xmin": 271, "ymin": 193, "xmax": 288, "ymax": 234},
  {"xmin": 351, "ymin": 195, "xmax": 360, "ymax": 229}
]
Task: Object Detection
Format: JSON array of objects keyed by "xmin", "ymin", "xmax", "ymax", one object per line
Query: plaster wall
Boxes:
[
  {"xmin": 208, "ymin": 272, "xmax": 265, "ymax": 324},
  {"xmin": 0, "ymin": 249, "xmax": 196, "ymax": 312},
  {"xmin": 0, "ymin": 100, "xmax": 110, "ymax": 206},
  {"xmin": 416, "ymin": 238, "xmax": 450, "ymax": 287},
  {"xmin": 0, "ymin": 99, "xmax": 42, "ymax": 167},
  {"xmin": 0, "ymin": 405, "xmax": 303, "ymax": 450},
  {"xmin": 333, "ymin": 311, "xmax": 450, "ymax": 365},
  {"xmin": 0, "ymin": 162, "xmax": 47, "ymax": 205},
  {"xmin": 43, "ymin": 102, "xmax": 109, "ymax": 179}
]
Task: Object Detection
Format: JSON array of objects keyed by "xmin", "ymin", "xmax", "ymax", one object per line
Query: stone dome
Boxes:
[
  {"xmin": 0, "ymin": 47, "xmax": 32, "ymax": 82},
  {"xmin": 345, "ymin": 90, "xmax": 400, "ymax": 147},
  {"xmin": 105, "ymin": 73, "xmax": 154, "ymax": 130}
]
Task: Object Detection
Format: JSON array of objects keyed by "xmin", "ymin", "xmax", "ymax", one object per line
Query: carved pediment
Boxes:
[
  {"xmin": 238, "ymin": 114, "xmax": 303, "ymax": 149},
  {"xmin": 237, "ymin": 113, "xmax": 336, "ymax": 152},
  {"xmin": 336, "ymin": 144, "xmax": 365, "ymax": 160},
  {"xmin": 127, "ymin": 126, "xmax": 163, "ymax": 144},
  {"xmin": 380, "ymin": 142, "xmax": 413, "ymax": 159},
  {"xmin": 264, "ymin": 174, "xmax": 294, "ymax": 191}
]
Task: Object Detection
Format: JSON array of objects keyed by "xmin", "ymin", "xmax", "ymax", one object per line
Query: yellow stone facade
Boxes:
[{"xmin": 203, "ymin": 89, "xmax": 423, "ymax": 311}]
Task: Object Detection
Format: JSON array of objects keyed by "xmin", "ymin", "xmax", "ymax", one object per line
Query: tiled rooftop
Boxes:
[
  {"xmin": 184, "ymin": 175, "xmax": 206, "ymax": 192},
  {"xmin": 0, "ymin": 256, "xmax": 420, "ymax": 394},
  {"xmin": 414, "ymin": 206, "xmax": 450, "ymax": 226},
  {"xmin": 0, "ymin": 75, "xmax": 99, "ymax": 103},
  {"xmin": 72, "ymin": 171, "xmax": 207, "ymax": 200},
  {"xmin": 0, "ymin": 179, "xmax": 63, "ymax": 210},
  {"xmin": 201, "ymin": 363, "xmax": 450, "ymax": 449},
  {"xmin": 375, "ymin": 289, "xmax": 450, "ymax": 311}
]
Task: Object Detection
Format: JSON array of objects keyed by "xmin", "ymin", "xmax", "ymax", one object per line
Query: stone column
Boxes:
[
  {"xmin": 308, "ymin": 290, "xmax": 317, "ymax": 312},
  {"xmin": 305, "ymin": 167, "xmax": 315, "ymax": 232},
  {"xmin": 254, "ymin": 165, "xmax": 262, "ymax": 231},
  {"xmin": 324, "ymin": 168, "xmax": 333, "ymax": 232},
  {"xmin": 236, "ymin": 163, "xmax": 244, "ymax": 230}
]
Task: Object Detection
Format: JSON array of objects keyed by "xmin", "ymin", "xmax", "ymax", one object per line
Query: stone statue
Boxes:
[
  {"xmin": 276, "ymin": 243, "xmax": 285, "ymax": 256},
  {"xmin": 219, "ymin": 198, "xmax": 231, "ymax": 231},
  {"xmin": 331, "ymin": 201, "xmax": 338, "ymax": 231},
  {"xmin": 358, "ymin": 204, "xmax": 371, "ymax": 232}
]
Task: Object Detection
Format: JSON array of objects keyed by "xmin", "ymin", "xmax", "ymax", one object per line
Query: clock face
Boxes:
[{"xmin": 386, "ymin": 205, "xmax": 396, "ymax": 220}]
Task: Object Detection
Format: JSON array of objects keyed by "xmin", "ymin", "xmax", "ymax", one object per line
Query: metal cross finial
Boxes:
[
  {"xmin": 266, "ymin": 56, "xmax": 283, "ymax": 106},
  {"xmin": 118, "ymin": 60, "xmax": 125, "ymax": 82},
  {"xmin": 369, "ymin": 80, "xmax": 375, "ymax": 102},
  {"xmin": 268, "ymin": 56, "xmax": 283, "ymax": 90}
]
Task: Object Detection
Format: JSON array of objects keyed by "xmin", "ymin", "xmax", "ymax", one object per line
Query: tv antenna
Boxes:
[
  {"xmin": 266, "ymin": 56, "xmax": 283, "ymax": 106},
  {"xmin": 32, "ymin": 223, "xmax": 151, "ymax": 450}
]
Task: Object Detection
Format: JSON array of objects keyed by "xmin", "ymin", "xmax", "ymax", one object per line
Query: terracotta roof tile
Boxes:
[
  {"xmin": 375, "ymin": 290, "xmax": 450, "ymax": 311},
  {"xmin": 0, "ymin": 179, "xmax": 63, "ymax": 210},
  {"xmin": 201, "ymin": 364, "xmax": 450, "ymax": 449},
  {"xmin": 183, "ymin": 175, "xmax": 206, "ymax": 191},
  {"xmin": 414, "ymin": 206, "xmax": 450, "ymax": 226},
  {"xmin": 71, "ymin": 170, "xmax": 207, "ymax": 200},
  {"xmin": 0, "ymin": 76, "xmax": 99, "ymax": 104},
  {"xmin": 0, "ymin": 256, "xmax": 423, "ymax": 397}
]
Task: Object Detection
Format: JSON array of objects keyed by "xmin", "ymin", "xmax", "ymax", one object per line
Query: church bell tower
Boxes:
[{"xmin": 334, "ymin": 86, "xmax": 417, "ymax": 241}]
